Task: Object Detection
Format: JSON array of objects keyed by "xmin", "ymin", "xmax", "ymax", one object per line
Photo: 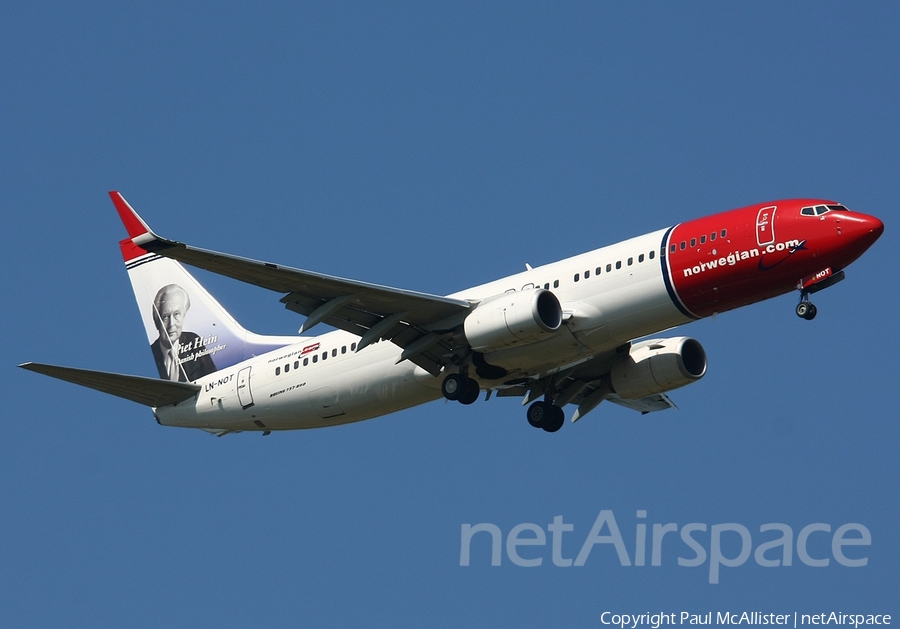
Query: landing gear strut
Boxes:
[
  {"xmin": 526, "ymin": 399, "xmax": 565, "ymax": 433},
  {"xmin": 442, "ymin": 373, "xmax": 480, "ymax": 405},
  {"xmin": 796, "ymin": 294, "xmax": 817, "ymax": 320},
  {"xmin": 795, "ymin": 269, "xmax": 846, "ymax": 320}
]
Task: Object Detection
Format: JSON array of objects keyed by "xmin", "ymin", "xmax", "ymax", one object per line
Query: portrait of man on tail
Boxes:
[{"xmin": 150, "ymin": 284, "xmax": 216, "ymax": 382}]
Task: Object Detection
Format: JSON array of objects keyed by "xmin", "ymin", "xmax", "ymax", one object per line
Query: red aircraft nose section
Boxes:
[
  {"xmin": 855, "ymin": 213, "xmax": 885, "ymax": 243},
  {"xmin": 835, "ymin": 211, "xmax": 884, "ymax": 262},
  {"xmin": 663, "ymin": 200, "xmax": 884, "ymax": 320}
]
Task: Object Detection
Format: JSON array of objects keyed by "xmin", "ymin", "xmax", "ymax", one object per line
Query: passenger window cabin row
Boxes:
[
  {"xmin": 670, "ymin": 229, "xmax": 727, "ymax": 254},
  {"xmin": 275, "ymin": 342, "xmax": 358, "ymax": 376},
  {"xmin": 570, "ymin": 248, "xmax": 657, "ymax": 284}
]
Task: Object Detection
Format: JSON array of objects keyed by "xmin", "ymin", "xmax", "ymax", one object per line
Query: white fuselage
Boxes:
[{"xmin": 156, "ymin": 228, "xmax": 690, "ymax": 431}]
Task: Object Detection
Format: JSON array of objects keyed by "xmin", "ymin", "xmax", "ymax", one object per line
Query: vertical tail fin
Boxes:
[{"xmin": 113, "ymin": 192, "xmax": 295, "ymax": 382}]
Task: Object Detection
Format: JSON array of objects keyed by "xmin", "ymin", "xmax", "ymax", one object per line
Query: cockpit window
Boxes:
[
  {"xmin": 801, "ymin": 205, "xmax": 833, "ymax": 216},
  {"xmin": 827, "ymin": 204, "xmax": 849, "ymax": 212}
]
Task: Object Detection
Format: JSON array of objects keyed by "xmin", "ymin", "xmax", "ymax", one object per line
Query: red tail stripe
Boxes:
[
  {"xmin": 109, "ymin": 191, "xmax": 150, "ymax": 240},
  {"xmin": 119, "ymin": 238, "xmax": 150, "ymax": 263}
]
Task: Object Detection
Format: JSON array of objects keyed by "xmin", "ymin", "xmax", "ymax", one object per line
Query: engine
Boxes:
[
  {"xmin": 610, "ymin": 337, "xmax": 707, "ymax": 399},
  {"xmin": 463, "ymin": 289, "xmax": 563, "ymax": 352}
]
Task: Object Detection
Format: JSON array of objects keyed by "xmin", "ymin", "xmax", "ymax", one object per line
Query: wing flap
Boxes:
[
  {"xmin": 19, "ymin": 362, "xmax": 201, "ymax": 407},
  {"xmin": 606, "ymin": 392, "xmax": 676, "ymax": 414}
]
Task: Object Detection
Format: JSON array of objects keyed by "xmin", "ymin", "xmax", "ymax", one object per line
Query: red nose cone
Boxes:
[
  {"xmin": 868, "ymin": 215, "xmax": 885, "ymax": 239},
  {"xmin": 842, "ymin": 212, "xmax": 884, "ymax": 256}
]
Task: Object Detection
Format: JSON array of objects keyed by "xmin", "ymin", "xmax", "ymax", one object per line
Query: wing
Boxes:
[
  {"xmin": 19, "ymin": 363, "xmax": 201, "ymax": 407},
  {"xmin": 111, "ymin": 192, "xmax": 473, "ymax": 375},
  {"xmin": 504, "ymin": 345, "xmax": 679, "ymax": 422}
]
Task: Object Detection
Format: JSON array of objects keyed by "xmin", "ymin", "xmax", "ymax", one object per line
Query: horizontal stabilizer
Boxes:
[{"xmin": 19, "ymin": 362, "xmax": 201, "ymax": 407}]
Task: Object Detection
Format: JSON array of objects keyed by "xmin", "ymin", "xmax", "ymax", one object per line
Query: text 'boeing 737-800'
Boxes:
[{"xmin": 20, "ymin": 193, "xmax": 883, "ymax": 435}]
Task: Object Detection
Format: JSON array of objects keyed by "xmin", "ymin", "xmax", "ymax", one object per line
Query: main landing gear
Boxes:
[
  {"xmin": 442, "ymin": 372, "xmax": 480, "ymax": 405},
  {"xmin": 526, "ymin": 399, "xmax": 565, "ymax": 433},
  {"xmin": 441, "ymin": 371, "xmax": 567, "ymax": 433}
]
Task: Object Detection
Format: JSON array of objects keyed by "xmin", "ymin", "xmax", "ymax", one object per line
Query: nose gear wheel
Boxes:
[
  {"xmin": 796, "ymin": 301, "xmax": 817, "ymax": 320},
  {"xmin": 796, "ymin": 290, "xmax": 817, "ymax": 320}
]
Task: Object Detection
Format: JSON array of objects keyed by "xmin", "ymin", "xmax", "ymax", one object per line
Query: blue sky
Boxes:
[{"xmin": 1, "ymin": 2, "xmax": 897, "ymax": 627}]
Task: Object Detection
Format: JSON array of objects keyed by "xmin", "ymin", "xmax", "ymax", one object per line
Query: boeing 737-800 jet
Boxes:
[{"xmin": 21, "ymin": 193, "xmax": 883, "ymax": 434}]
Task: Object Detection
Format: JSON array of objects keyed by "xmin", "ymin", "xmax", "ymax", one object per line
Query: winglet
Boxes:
[{"xmin": 109, "ymin": 191, "xmax": 159, "ymax": 245}]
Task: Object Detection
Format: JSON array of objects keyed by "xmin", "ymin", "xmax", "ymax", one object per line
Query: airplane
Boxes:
[{"xmin": 20, "ymin": 193, "xmax": 883, "ymax": 435}]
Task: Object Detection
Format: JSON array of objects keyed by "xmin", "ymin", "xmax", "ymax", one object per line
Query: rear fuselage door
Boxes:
[{"xmin": 237, "ymin": 366, "xmax": 254, "ymax": 409}]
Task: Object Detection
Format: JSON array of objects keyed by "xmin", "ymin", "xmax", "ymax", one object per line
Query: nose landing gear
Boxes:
[
  {"xmin": 796, "ymin": 298, "xmax": 817, "ymax": 320},
  {"xmin": 795, "ymin": 269, "xmax": 846, "ymax": 320}
]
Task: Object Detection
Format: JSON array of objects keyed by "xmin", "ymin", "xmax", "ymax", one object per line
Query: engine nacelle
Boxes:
[
  {"xmin": 610, "ymin": 337, "xmax": 707, "ymax": 399},
  {"xmin": 464, "ymin": 289, "xmax": 563, "ymax": 353}
]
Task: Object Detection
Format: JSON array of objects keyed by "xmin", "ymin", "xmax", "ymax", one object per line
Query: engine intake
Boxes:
[
  {"xmin": 610, "ymin": 337, "xmax": 707, "ymax": 399},
  {"xmin": 464, "ymin": 289, "xmax": 563, "ymax": 353}
]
